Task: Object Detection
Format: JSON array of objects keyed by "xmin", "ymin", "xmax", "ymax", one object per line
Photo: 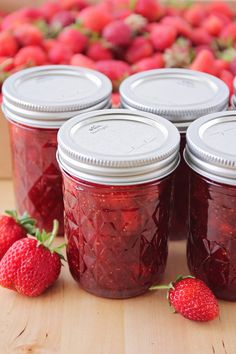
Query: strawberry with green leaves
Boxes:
[
  {"xmin": 0, "ymin": 220, "xmax": 65, "ymax": 297},
  {"xmin": 0, "ymin": 210, "xmax": 36, "ymax": 260},
  {"xmin": 150, "ymin": 276, "xmax": 219, "ymax": 322}
]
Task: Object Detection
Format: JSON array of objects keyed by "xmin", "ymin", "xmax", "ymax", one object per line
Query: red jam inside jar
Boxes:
[
  {"xmin": 187, "ymin": 171, "xmax": 236, "ymax": 301},
  {"xmin": 185, "ymin": 111, "xmax": 236, "ymax": 301},
  {"xmin": 63, "ymin": 173, "xmax": 173, "ymax": 298},
  {"xmin": 120, "ymin": 69, "xmax": 230, "ymax": 241},
  {"xmin": 2, "ymin": 65, "xmax": 112, "ymax": 234},
  {"xmin": 58, "ymin": 109, "xmax": 180, "ymax": 298},
  {"xmin": 9, "ymin": 121, "xmax": 64, "ymax": 234}
]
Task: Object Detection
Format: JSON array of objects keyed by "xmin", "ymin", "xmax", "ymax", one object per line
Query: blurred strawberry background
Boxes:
[{"xmin": 0, "ymin": 0, "xmax": 236, "ymax": 178}]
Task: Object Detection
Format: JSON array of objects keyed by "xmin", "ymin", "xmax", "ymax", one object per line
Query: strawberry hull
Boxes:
[
  {"xmin": 63, "ymin": 172, "xmax": 172, "ymax": 299},
  {"xmin": 9, "ymin": 121, "xmax": 64, "ymax": 234}
]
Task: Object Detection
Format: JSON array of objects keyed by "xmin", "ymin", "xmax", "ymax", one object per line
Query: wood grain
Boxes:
[{"xmin": 0, "ymin": 180, "xmax": 236, "ymax": 354}]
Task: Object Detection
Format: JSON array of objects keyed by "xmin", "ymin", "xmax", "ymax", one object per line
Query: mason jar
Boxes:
[
  {"xmin": 185, "ymin": 111, "xmax": 236, "ymax": 301},
  {"xmin": 57, "ymin": 109, "xmax": 180, "ymax": 298},
  {"xmin": 120, "ymin": 68, "xmax": 229, "ymax": 240},
  {"xmin": 2, "ymin": 65, "xmax": 112, "ymax": 234}
]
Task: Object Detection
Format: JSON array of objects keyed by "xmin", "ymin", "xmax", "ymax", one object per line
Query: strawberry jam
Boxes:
[
  {"xmin": 9, "ymin": 121, "xmax": 64, "ymax": 233},
  {"xmin": 2, "ymin": 66, "xmax": 112, "ymax": 234},
  {"xmin": 63, "ymin": 173, "xmax": 173, "ymax": 298},
  {"xmin": 57, "ymin": 109, "xmax": 180, "ymax": 298},
  {"xmin": 185, "ymin": 111, "xmax": 236, "ymax": 301},
  {"xmin": 120, "ymin": 69, "xmax": 229, "ymax": 240},
  {"xmin": 187, "ymin": 171, "xmax": 236, "ymax": 301}
]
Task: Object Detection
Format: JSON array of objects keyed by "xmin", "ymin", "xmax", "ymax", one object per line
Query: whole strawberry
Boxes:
[
  {"xmin": 0, "ymin": 210, "xmax": 35, "ymax": 260},
  {"xmin": 0, "ymin": 220, "xmax": 65, "ymax": 297},
  {"xmin": 150, "ymin": 276, "xmax": 219, "ymax": 322}
]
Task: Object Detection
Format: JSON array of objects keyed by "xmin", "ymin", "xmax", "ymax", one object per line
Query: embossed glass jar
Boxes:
[
  {"xmin": 2, "ymin": 65, "xmax": 112, "ymax": 234},
  {"xmin": 185, "ymin": 111, "xmax": 236, "ymax": 301},
  {"xmin": 57, "ymin": 109, "xmax": 180, "ymax": 298},
  {"xmin": 120, "ymin": 69, "xmax": 229, "ymax": 240}
]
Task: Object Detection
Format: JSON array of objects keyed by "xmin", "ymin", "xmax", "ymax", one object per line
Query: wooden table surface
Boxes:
[{"xmin": 0, "ymin": 180, "xmax": 236, "ymax": 354}]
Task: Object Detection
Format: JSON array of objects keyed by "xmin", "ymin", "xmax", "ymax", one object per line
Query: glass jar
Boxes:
[
  {"xmin": 57, "ymin": 109, "xmax": 180, "ymax": 298},
  {"xmin": 185, "ymin": 111, "xmax": 236, "ymax": 301},
  {"xmin": 2, "ymin": 65, "xmax": 112, "ymax": 234},
  {"xmin": 120, "ymin": 69, "xmax": 229, "ymax": 240}
]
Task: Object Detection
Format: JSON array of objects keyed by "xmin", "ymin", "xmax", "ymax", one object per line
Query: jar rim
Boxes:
[
  {"xmin": 57, "ymin": 109, "xmax": 180, "ymax": 185},
  {"xmin": 184, "ymin": 110, "xmax": 236, "ymax": 186},
  {"xmin": 120, "ymin": 68, "xmax": 229, "ymax": 127},
  {"xmin": 2, "ymin": 65, "xmax": 112, "ymax": 128}
]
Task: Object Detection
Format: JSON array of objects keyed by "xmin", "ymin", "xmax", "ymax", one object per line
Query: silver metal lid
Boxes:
[
  {"xmin": 185, "ymin": 111, "xmax": 236, "ymax": 186},
  {"xmin": 57, "ymin": 109, "xmax": 180, "ymax": 185},
  {"xmin": 120, "ymin": 69, "xmax": 229, "ymax": 132},
  {"xmin": 2, "ymin": 65, "xmax": 112, "ymax": 128}
]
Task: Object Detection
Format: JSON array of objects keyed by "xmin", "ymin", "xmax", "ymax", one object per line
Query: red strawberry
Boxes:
[
  {"xmin": 215, "ymin": 59, "xmax": 230, "ymax": 72},
  {"xmin": 70, "ymin": 53, "xmax": 95, "ymax": 69},
  {"xmin": 14, "ymin": 46, "xmax": 47, "ymax": 67},
  {"xmin": 221, "ymin": 23, "xmax": 236, "ymax": 42},
  {"xmin": 1, "ymin": 12, "xmax": 30, "ymax": 31},
  {"xmin": 95, "ymin": 59, "xmax": 130, "ymax": 91},
  {"xmin": 104, "ymin": 0, "xmax": 132, "ymax": 20},
  {"xmin": 184, "ymin": 4, "xmax": 206, "ymax": 27},
  {"xmin": 43, "ymin": 38, "xmax": 57, "ymax": 53},
  {"xmin": 59, "ymin": 0, "xmax": 88, "ymax": 11},
  {"xmin": 40, "ymin": 2, "xmax": 62, "ymax": 21},
  {"xmin": 134, "ymin": 0, "xmax": 162, "ymax": 22},
  {"xmin": 161, "ymin": 16, "xmax": 192, "ymax": 38},
  {"xmin": 0, "ymin": 220, "xmax": 64, "ymax": 297},
  {"xmin": 14, "ymin": 24, "xmax": 43, "ymax": 46},
  {"xmin": 2, "ymin": 8, "xmax": 42, "ymax": 30},
  {"xmin": 0, "ymin": 210, "xmax": 35, "ymax": 260},
  {"xmin": 190, "ymin": 49, "xmax": 217, "ymax": 76},
  {"xmin": 58, "ymin": 28, "xmax": 88, "ymax": 54},
  {"xmin": 78, "ymin": 5, "xmax": 112, "ymax": 33},
  {"xmin": 18, "ymin": 7, "xmax": 43, "ymax": 21},
  {"xmin": 202, "ymin": 15, "xmax": 224, "ymax": 37},
  {"xmin": 132, "ymin": 53, "xmax": 164, "ymax": 73},
  {"xmin": 86, "ymin": 41, "xmax": 113, "ymax": 61},
  {"xmin": 50, "ymin": 11, "xmax": 75, "ymax": 28},
  {"xmin": 125, "ymin": 36, "xmax": 153, "ymax": 64},
  {"xmin": 103, "ymin": 20, "xmax": 132, "ymax": 47},
  {"xmin": 206, "ymin": 1, "xmax": 233, "ymax": 20},
  {"xmin": 150, "ymin": 25, "xmax": 177, "ymax": 51},
  {"xmin": 48, "ymin": 43, "xmax": 73, "ymax": 64},
  {"xmin": 0, "ymin": 31, "xmax": 18, "ymax": 57},
  {"xmin": 191, "ymin": 28, "xmax": 213, "ymax": 46},
  {"xmin": 150, "ymin": 276, "xmax": 219, "ymax": 322},
  {"xmin": 219, "ymin": 69, "xmax": 234, "ymax": 96}
]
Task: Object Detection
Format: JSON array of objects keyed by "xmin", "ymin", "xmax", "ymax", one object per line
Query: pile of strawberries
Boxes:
[{"xmin": 0, "ymin": 0, "xmax": 236, "ymax": 104}]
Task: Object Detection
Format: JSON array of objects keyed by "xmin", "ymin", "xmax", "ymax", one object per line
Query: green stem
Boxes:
[
  {"xmin": 47, "ymin": 220, "xmax": 59, "ymax": 247},
  {"xmin": 149, "ymin": 285, "xmax": 171, "ymax": 291}
]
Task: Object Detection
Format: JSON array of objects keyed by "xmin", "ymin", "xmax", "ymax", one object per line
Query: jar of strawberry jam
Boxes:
[
  {"xmin": 2, "ymin": 65, "xmax": 112, "ymax": 234},
  {"xmin": 57, "ymin": 109, "xmax": 180, "ymax": 298},
  {"xmin": 120, "ymin": 69, "xmax": 229, "ymax": 240},
  {"xmin": 185, "ymin": 111, "xmax": 236, "ymax": 301}
]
